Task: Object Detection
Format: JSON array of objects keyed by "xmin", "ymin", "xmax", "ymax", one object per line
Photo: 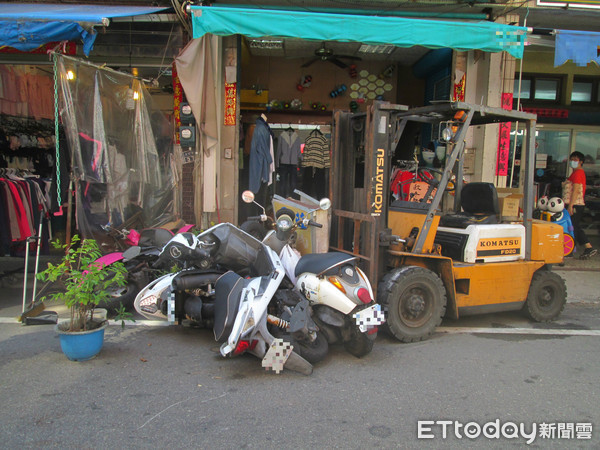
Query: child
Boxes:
[{"xmin": 565, "ymin": 151, "xmax": 597, "ymax": 259}]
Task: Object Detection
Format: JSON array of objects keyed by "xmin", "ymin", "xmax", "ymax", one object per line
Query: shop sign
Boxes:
[
  {"xmin": 496, "ymin": 93, "xmax": 512, "ymax": 176},
  {"xmin": 224, "ymin": 82, "xmax": 236, "ymax": 125},
  {"xmin": 172, "ymin": 62, "xmax": 183, "ymax": 144},
  {"xmin": 0, "ymin": 41, "xmax": 76, "ymax": 54}
]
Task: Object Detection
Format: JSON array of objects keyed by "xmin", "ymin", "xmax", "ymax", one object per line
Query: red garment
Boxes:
[
  {"xmin": 2, "ymin": 179, "xmax": 32, "ymax": 240},
  {"xmin": 390, "ymin": 169, "xmax": 435, "ymax": 201},
  {"xmin": 568, "ymin": 168, "xmax": 586, "ymax": 199}
]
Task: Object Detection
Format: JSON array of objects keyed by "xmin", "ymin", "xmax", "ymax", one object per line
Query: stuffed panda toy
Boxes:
[
  {"xmin": 547, "ymin": 196, "xmax": 565, "ymax": 221},
  {"xmin": 533, "ymin": 196, "xmax": 549, "ymax": 219}
]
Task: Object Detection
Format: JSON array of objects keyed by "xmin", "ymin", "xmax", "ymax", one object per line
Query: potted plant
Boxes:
[{"xmin": 37, "ymin": 235, "xmax": 128, "ymax": 361}]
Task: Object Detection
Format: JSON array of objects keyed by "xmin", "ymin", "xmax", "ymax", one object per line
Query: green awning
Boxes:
[{"xmin": 190, "ymin": 5, "xmax": 527, "ymax": 59}]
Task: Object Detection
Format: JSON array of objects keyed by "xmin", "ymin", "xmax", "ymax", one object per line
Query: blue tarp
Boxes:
[
  {"xmin": 554, "ymin": 30, "xmax": 600, "ymax": 67},
  {"xmin": 0, "ymin": 3, "xmax": 168, "ymax": 56},
  {"xmin": 190, "ymin": 5, "xmax": 528, "ymax": 59}
]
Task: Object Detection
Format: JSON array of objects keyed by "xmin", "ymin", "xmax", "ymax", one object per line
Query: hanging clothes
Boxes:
[
  {"xmin": 248, "ymin": 115, "xmax": 274, "ymax": 194},
  {"xmin": 0, "ymin": 172, "xmax": 50, "ymax": 253},
  {"xmin": 277, "ymin": 129, "xmax": 302, "ymax": 198},
  {"xmin": 302, "ymin": 129, "xmax": 330, "ymax": 169}
]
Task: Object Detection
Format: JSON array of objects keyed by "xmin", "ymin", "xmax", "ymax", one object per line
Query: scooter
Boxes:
[
  {"xmin": 93, "ymin": 224, "xmax": 196, "ymax": 312},
  {"xmin": 241, "ymin": 190, "xmax": 386, "ymax": 358},
  {"xmin": 132, "ymin": 223, "xmax": 318, "ymax": 374}
]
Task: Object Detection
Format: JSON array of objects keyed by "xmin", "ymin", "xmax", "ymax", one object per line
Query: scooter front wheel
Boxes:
[
  {"xmin": 344, "ymin": 324, "xmax": 375, "ymax": 358},
  {"xmin": 98, "ymin": 280, "xmax": 139, "ymax": 313}
]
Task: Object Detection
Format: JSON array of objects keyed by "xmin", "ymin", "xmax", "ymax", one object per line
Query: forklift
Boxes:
[{"xmin": 329, "ymin": 101, "xmax": 566, "ymax": 342}]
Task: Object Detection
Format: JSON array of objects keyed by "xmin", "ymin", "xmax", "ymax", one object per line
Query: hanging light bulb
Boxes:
[{"xmin": 66, "ymin": 70, "xmax": 75, "ymax": 80}]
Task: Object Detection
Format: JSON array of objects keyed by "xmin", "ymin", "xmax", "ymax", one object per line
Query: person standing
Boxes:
[{"xmin": 564, "ymin": 151, "xmax": 597, "ymax": 259}]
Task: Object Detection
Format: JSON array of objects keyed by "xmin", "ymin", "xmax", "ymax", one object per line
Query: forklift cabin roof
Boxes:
[{"xmin": 390, "ymin": 101, "xmax": 536, "ymax": 125}]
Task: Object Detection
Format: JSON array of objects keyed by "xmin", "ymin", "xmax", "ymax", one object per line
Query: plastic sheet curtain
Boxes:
[{"xmin": 55, "ymin": 54, "xmax": 174, "ymax": 246}]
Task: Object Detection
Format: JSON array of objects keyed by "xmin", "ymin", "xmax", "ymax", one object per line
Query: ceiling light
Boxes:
[{"xmin": 358, "ymin": 44, "xmax": 395, "ymax": 54}]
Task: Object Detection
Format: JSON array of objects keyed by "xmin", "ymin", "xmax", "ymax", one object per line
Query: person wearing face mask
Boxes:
[{"xmin": 565, "ymin": 151, "xmax": 597, "ymax": 259}]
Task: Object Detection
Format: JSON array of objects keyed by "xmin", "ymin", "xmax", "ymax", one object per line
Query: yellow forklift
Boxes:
[{"xmin": 329, "ymin": 101, "xmax": 566, "ymax": 342}]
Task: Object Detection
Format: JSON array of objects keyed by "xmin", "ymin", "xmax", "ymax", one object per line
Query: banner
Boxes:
[
  {"xmin": 496, "ymin": 93, "xmax": 513, "ymax": 176},
  {"xmin": 224, "ymin": 82, "xmax": 236, "ymax": 125}
]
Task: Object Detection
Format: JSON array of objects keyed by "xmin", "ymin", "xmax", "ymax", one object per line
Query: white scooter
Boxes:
[{"xmin": 241, "ymin": 190, "xmax": 386, "ymax": 358}]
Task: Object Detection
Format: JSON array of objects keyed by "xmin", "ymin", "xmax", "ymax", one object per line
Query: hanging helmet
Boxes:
[
  {"xmin": 537, "ymin": 196, "xmax": 549, "ymax": 210},
  {"xmin": 548, "ymin": 197, "xmax": 565, "ymax": 213}
]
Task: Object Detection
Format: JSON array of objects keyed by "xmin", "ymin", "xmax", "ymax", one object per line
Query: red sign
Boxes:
[
  {"xmin": 172, "ymin": 62, "xmax": 183, "ymax": 144},
  {"xmin": 496, "ymin": 93, "xmax": 513, "ymax": 176},
  {"xmin": 522, "ymin": 107, "xmax": 569, "ymax": 119},
  {"xmin": 224, "ymin": 82, "xmax": 236, "ymax": 126},
  {"xmin": 0, "ymin": 41, "xmax": 76, "ymax": 55},
  {"xmin": 453, "ymin": 74, "xmax": 465, "ymax": 102}
]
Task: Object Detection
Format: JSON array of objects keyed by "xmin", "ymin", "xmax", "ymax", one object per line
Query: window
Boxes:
[
  {"xmin": 534, "ymin": 78, "xmax": 559, "ymax": 101},
  {"xmin": 513, "ymin": 77, "xmax": 531, "ymax": 100},
  {"xmin": 571, "ymin": 81, "xmax": 593, "ymax": 102},
  {"xmin": 513, "ymin": 75, "xmax": 561, "ymax": 104}
]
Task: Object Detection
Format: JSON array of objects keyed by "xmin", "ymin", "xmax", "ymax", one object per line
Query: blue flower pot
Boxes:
[{"xmin": 55, "ymin": 320, "xmax": 108, "ymax": 361}]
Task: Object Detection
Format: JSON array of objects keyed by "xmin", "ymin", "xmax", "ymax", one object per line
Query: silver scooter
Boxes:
[{"xmin": 241, "ymin": 190, "xmax": 386, "ymax": 358}]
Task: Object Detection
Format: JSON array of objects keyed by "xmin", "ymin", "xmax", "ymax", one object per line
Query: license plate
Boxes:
[
  {"xmin": 353, "ymin": 304, "xmax": 385, "ymax": 332},
  {"xmin": 262, "ymin": 338, "xmax": 293, "ymax": 374}
]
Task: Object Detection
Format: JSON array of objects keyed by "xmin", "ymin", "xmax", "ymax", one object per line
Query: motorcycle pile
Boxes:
[{"xmin": 98, "ymin": 193, "xmax": 385, "ymax": 375}]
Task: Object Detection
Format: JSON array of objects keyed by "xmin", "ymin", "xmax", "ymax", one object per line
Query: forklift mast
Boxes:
[{"xmin": 329, "ymin": 101, "xmax": 538, "ymax": 293}]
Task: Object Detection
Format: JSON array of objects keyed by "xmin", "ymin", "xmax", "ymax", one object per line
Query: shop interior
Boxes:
[{"xmin": 236, "ymin": 37, "xmax": 439, "ymax": 221}]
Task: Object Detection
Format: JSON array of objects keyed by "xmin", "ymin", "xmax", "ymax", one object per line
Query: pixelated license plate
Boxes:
[{"xmin": 353, "ymin": 304, "xmax": 385, "ymax": 332}]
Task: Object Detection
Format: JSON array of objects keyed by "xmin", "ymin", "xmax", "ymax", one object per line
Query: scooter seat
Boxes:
[
  {"xmin": 295, "ymin": 252, "xmax": 358, "ymax": 278},
  {"xmin": 213, "ymin": 271, "xmax": 249, "ymax": 342}
]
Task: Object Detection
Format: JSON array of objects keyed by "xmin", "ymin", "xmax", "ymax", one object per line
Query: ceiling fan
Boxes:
[{"xmin": 301, "ymin": 45, "xmax": 361, "ymax": 69}]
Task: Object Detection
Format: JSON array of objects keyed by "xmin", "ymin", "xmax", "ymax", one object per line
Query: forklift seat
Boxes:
[{"xmin": 438, "ymin": 182, "xmax": 500, "ymax": 228}]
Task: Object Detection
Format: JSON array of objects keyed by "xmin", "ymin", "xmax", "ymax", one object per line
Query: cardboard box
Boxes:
[{"xmin": 497, "ymin": 188, "xmax": 524, "ymax": 218}]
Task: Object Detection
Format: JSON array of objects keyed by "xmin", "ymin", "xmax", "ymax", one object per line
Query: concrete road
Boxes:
[{"xmin": 1, "ymin": 299, "xmax": 599, "ymax": 449}]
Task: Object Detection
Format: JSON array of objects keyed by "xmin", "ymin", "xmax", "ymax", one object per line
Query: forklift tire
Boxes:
[
  {"xmin": 523, "ymin": 270, "xmax": 566, "ymax": 322},
  {"xmin": 379, "ymin": 266, "xmax": 447, "ymax": 343}
]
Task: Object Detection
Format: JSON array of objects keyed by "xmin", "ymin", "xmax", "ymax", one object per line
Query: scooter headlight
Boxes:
[{"xmin": 276, "ymin": 214, "xmax": 293, "ymax": 232}]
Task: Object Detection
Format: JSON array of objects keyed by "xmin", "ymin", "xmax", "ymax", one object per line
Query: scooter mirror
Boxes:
[
  {"xmin": 241, "ymin": 190, "xmax": 255, "ymax": 203},
  {"xmin": 319, "ymin": 198, "xmax": 331, "ymax": 211}
]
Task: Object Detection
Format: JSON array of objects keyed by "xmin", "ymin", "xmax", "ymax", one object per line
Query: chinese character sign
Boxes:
[
  {"xmin": 496, "ymin": 93, "xmax": 513, "ymax": 176},
  {"xmin": 224, "ymin": 82, "xmax": 236, "ymax": 126},
  {"xmin": 453, "ymin": 74, "xmax": 465, "ymax": 102},
  {"xmin": 172, "ymin": 62, "xmax": 183, "ymax": 144}
]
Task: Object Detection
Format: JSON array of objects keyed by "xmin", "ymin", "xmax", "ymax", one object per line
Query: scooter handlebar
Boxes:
[{"xmin": 303, "ymin": 219, "xmax": 323, "ymax": 228}]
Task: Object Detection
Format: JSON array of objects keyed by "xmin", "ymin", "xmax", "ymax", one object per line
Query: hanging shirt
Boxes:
[
  {"xmin": 277, "ymin": 130, "xmax": 302, "ymax": 166},
  {"xmin": 302, "ymin": 130, "xmax": 330, "ymax": 169}
]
